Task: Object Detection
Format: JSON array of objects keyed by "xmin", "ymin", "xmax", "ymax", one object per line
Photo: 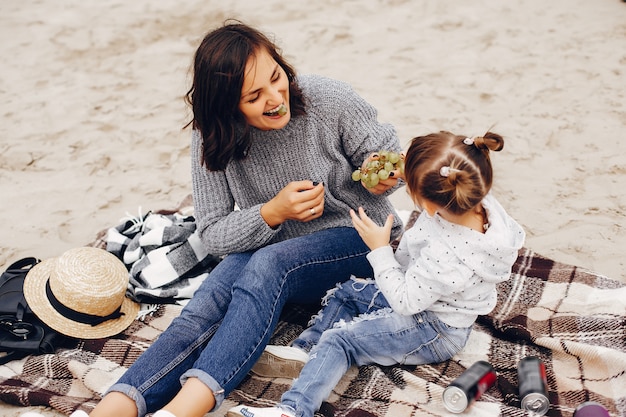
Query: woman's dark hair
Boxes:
[
  {"xmin": 403, "ymin": 131, "xmax": 504, "ymax": 215},
  {"xmin": 184, "ymin": 20, "xmax": 306, "ymax": 171}
]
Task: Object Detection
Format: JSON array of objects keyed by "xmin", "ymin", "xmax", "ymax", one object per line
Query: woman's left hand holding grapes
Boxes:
[{"xmin": 359, "ymin": 152, "xmax": 402, "ymax": 195}]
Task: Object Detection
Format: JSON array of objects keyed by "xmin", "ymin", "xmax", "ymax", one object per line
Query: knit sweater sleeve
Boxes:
[
  {"xmin": 190, "ymin": 130, "xmax": 279, "ymax": 256},
  {"xmin": 315, "ymin": 77, "xmax": 403, "ymax": 170}
]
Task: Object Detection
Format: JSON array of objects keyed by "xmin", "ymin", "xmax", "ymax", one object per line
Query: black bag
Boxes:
[{"xmin": 0, "ymin": 257, "xmax": 65, "ymax": 365}]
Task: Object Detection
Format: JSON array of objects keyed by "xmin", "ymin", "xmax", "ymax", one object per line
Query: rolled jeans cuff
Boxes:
[
  {"xmin": 104, "ymin": 383, "xmax": 148, "ymax": 417},
  {"xmin": 181, "ymin": 368, "xmax": 226, "ymax": 410}
]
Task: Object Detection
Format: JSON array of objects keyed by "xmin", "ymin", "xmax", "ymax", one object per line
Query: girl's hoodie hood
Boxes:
[{"xmin": 432, "ymin": 193, "xmax": 525, "ymax": 283}]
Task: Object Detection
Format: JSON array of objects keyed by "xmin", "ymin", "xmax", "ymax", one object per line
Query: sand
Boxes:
[{"xmin": 1, "ymin": 0, "xmax": 625, "ymax": 415}]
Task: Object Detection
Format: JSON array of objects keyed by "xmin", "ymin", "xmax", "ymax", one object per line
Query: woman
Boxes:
[{"xmin": 77, "ymin": 20, "xmax": 403, "ymax": 417}]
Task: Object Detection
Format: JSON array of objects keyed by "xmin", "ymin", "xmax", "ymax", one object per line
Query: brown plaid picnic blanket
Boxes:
[{"xmin": 1, "ymin": 213, "xmax": 624, "ymax": 416}]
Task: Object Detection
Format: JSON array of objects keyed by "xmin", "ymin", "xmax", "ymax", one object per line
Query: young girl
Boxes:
[
  {"xmin": 228, "ymin": 131, "xmax": 526, "ymax": 417},
  {"xmin": 72, "ymin": 21, "xmax": 402, "ymax": 417}
]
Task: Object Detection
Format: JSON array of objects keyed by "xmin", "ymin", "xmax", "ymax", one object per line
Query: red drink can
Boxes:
[
  {"xmin": 573, "ymin": 401, "xmax": 610, "ymax": 417},
  {"xmin": 442, "ymin": 360, "xmax": 497, "ymax": 413},
  {"xmin": 518, "ymin": 356, "xmax": 550, "ymax": 416}
]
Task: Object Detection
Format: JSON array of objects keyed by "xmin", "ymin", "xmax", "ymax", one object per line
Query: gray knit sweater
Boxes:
[{"xmin": 191, "ymin": 74, "xmax": 403, "ymax": 256}]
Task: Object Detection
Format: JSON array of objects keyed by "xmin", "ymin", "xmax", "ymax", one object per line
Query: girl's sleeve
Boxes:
[{"xmin": 367, "ymin": 242, "xmax": 471, "ymax": 316}]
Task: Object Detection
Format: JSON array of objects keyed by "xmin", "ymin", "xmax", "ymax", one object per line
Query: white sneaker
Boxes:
[
  {"xmin": 227, "ymin": 404, "xmax": 296, "ymax": 417},
  {"xmin": 251, "ymin": 345, "xmax": 309, "ymax": 379},
  {"xmin": 153, "ymin": 411, "xmax": 177, "ymax": 417},
  {"xmin": 69, "ymin": 411, "xmax": 89, "ymax": 417}
]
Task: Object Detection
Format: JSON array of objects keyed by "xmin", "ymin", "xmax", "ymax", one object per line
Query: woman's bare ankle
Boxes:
[
  {"xmin": 162, "ymin": 377, "xmax": 216, "ymax": 417},
  {"xmin": 90, "ymin": 392, "xmax": 138, "ymax": 417}
]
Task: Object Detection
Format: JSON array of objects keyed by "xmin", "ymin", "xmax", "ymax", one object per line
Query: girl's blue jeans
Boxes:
[
  {"xmin": 282, "ymin": 278, "xmax": 472, "ymax": 417},
  {"xmin": 105, "ymin": 227, "xmax": 374, "ymax": 416}
]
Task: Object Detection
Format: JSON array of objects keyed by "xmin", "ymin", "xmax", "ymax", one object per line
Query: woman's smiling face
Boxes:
[{"xmin": 239, "ymin": 48, "xmax": 291, "ymax": 131}]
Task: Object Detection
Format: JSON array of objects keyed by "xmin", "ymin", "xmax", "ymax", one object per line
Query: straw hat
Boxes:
[{"xmin": 23, "ymin": 246, "xmax": 140, "ymax": 339}]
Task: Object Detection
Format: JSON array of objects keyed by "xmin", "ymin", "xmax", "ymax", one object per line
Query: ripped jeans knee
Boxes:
[{"xmin": 293, "ymin": 275, "xmax": 391, "ymax": 353}]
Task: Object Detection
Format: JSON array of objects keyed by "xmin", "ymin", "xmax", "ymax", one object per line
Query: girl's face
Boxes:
[{"xmin": 239, "ymin": 48, "xmax": 291, "ymax": 131}]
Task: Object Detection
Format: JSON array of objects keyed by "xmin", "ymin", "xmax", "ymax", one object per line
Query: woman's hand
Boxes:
[
  {"xmin": 363, "ymin": 175, "xmax": 400, "ymax": 195},
  {"xmin": 261, "ymin": 181, "xmax": 324, "ymax": 227},
  {"xmin": 350, "ymin": 206, "xmax": 393, "ymax": 250},
  {"xmin": 360, "ymin": 152, "xmax": 403, "ymax": 195}
]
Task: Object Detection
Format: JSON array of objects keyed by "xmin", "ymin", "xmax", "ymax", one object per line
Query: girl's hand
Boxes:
[
  {"xmin": 261, "ymin": 181, "xmax": 324, "ymax": 227},
  {"xmin": 350, "ymin": 207, "xmax": 393, "ymax": 250}
]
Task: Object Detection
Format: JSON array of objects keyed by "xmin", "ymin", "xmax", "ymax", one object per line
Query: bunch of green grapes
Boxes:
[{"xmin": 351, "ymin": 150, "xmax": 405, "ymax": 188}]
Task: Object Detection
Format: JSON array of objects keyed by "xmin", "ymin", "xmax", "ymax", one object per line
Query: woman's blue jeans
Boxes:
[
  {"xmin": 281, "ymin": 278, "xmax": 472, "ymax": 417},
  {"xmin": 106, "ymin": 227, "xmax": 373, "ymax": 416}
]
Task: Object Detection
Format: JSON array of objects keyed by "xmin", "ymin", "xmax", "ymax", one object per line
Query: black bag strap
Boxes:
[
  {"xmin": 0, "ymin": 257, "xmax": 41, "ymax": 287},
  {"xmin": 0, "ymin": 257, "xmax": 41, "ymax": 319}
]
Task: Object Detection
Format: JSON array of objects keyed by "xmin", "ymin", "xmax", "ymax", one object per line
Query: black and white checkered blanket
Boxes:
[{"xmin": 104, "ymin": 209, "xmax": 221, "ymax": 305}]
